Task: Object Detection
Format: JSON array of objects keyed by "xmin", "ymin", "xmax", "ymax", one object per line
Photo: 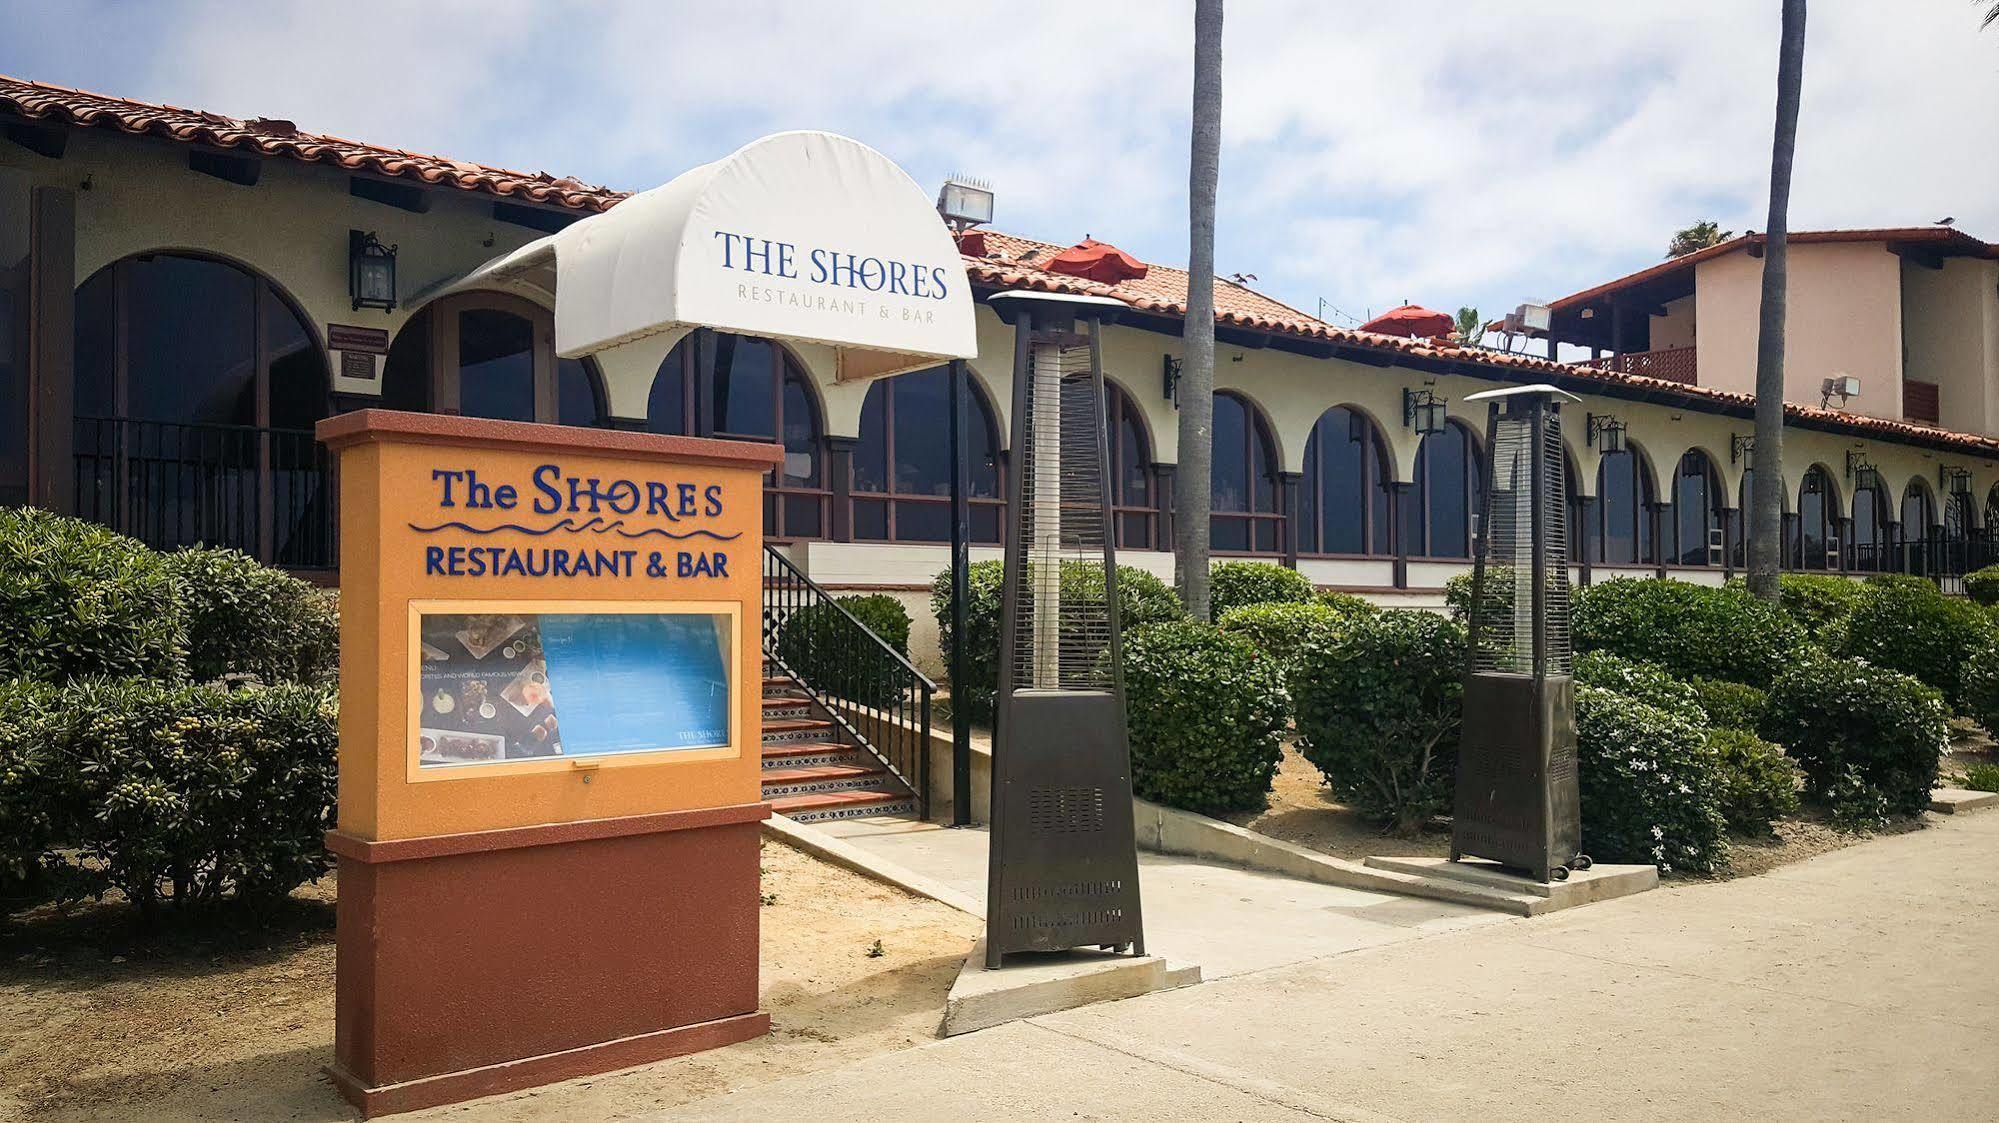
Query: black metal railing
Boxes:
[
  {"xmin": 73, "ymin": 416, "xmax": 336, "ymax": 569},
  {"xmin": 763, "ymin": 544, "xmax": 933, "ymax": 816}
]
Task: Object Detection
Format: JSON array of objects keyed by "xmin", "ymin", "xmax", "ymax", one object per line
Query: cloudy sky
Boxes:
[{"xmin": 7, "ymin": 1, "xmax": 1998, "ymax": 329}]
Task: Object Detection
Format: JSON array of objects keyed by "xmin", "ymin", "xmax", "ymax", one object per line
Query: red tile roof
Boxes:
[
  {"xmin": 0, "ymin": 74, "xmax": 627, "ymax": 213},
  {"xmin": 6, "ymin": 72, "xmax": 1997, "ymax": 459}
]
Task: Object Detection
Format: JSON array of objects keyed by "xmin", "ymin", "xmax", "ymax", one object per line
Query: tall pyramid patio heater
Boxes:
[
  {"xmin": 983, "ymin": 291, "xmax": 1145, "ymax": 969},
  {"xmin": 1452, "ymin": 384, "xmax": 1592, "ymax": 883}
]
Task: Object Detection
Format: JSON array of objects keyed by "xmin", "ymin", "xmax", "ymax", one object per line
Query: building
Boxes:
[{"xmin": 7, "ymin": 74, "xmax": 1999, "ymax": 673}]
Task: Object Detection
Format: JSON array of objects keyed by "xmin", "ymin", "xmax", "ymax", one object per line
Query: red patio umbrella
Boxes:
[
  {"xmin": 1360, "ymin": 303, "xmax": 1455, "ymax": 339},
  {"xmin": 1044, "ymin": 238, "xmax": 1149, "ymax": 284}
]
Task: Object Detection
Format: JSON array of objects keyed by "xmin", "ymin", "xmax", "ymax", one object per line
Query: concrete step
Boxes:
[
  {"xmin": 759, "ymin": 740, "xmax": 864, "ymax": 768},
  {"xmin": 762, "ymin": 717, "xmax": 836, "ymax": 743},
  {"xmin": 762, "ymin": 697, "xmax": 815, "ymax": 718},
  {"xmin": 772, "ymin": 788, "xmax": 917, "ymax": 823},
  {"xmin": 760, "ymin": 762, "xmax": 897, "ymax": 800}
]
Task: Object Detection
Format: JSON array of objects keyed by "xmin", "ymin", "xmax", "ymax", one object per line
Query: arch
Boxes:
[
  {"xmin": 72, "ymin": 249, "xmax": 334, "ymax": 567},
  {"xmin": 1589, "ymin": 443, "xmax": 1657, "ymax": 566},
  {"xmin": 643, "ymin": 328, "xmax": 829, "ymax": 539},
  {"xmin": 1298, "ymin": 404, "xmax": 1394, "ymax": 557},
  {"xmin": 1795, "ymin": 464, "xmax": 1841, "ymax": 570},
  {"xmin": 1986, "ymin": 482, "xmax": 1999, "ymax": 533},
  {"xmin": 1729, "ymin": 466, "xmax": 1792, "ymax": 570},
  {"xmin": 1669, "ymin": 449, "xmax": 1725, "ymax": 566},
  {"xmin": 1104, "ymin": 379, "xmax": 1158, "ymax": 551},
  {"xmin": 1900, "ymin": 477, "xmax": 1939, "ymax": 577},
  {"xmin": 850, "ymin": 364, "xmax": 1004, "ymax": 544},
  {"xmin": 1406, "ymin": 417, "xmax": 1483, "ymax": 560},
  {"xmin": 1851, "ymin": 473, "xmax": 1893, "ymax": 572},
  {"xmin": 1211, "ymin": 390, "xmax": 1285, "ymax": 554},
  {"xmin": 382, "ymin": 290, "xmax": 609, "ymax": 428}
]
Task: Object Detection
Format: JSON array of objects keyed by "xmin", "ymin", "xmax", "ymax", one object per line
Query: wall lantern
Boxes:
[
  {"xmin": 1585, "ymin": 413, "xmax": 1627, "ymax": 454},
  {"xmin": 1162, "ymin": 355, "xmax": 1181, "ymax": 407},
  {"xmin": 1730, "ymin": 433, "xmax": 1755, "ymax": 468},
  {"xmin": 1845, "ymin": 450, "xmax": 1883, "ymax": 493},
  {"xmin": 1941, "ymin": 464, "xmax": 1972, "ymax": 495},
  {"xmin": 349, "ymin": 230, "xmax": 398, "ymax": 312},
  {"xmin": 1404, "ymin": 387, "xmax": 1447, "ymax": 434}
]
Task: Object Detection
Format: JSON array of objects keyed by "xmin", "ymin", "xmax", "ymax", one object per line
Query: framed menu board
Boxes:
[{"xmin": 407, "ymin": 600, "xmax": 738, "ymax": 779}]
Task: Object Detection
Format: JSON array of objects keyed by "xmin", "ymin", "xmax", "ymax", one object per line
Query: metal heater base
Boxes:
[
  {"xmin": 1451, "ymin": 673, "xmax": 1584, "ymax": 883},
  {"xmin": 986, "ymin": 689, "xmax": 1145, "ymax": 967}
]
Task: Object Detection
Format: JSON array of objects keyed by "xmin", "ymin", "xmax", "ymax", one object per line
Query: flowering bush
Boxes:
[
  {"xmin": 1573, "ymin": 577, "xmax": 1803, "ymax": 687},
  {"xmin": 1575, "ymin": 684, "xmax": 1729, "ymax": 874},
  {"xmin": 1707, "ymin": 727, "xmax": 1799, "ymax": 836},
  {"xmin": 1837, "ymin": 578, "xmax": 1993, "ymax": 708},
  {"xmin": 1574, "ymin": 651, "xmax": 1708, "ymax": 730},
  {"xmin": 1122, "ymin": 620, "xmax": 1290, "ymax": 813},
  {"xmin": 0, "ymin": 507, "xmax": 187, "ymax": 685},
  {"xmin": 1208, "ymin": 560, "xmax": 1314, "ymax": 617},
  {"xmin": 1964, "ymin": 565, "xmax": 1999, "ymax": 607},
  {"xmin": 1688, "ymin": 677, "xmax": 1769, "ymax": 733},
  {"xmin": 1762, "ymin": 653, "xmax": 1947, "ymax": 820}
]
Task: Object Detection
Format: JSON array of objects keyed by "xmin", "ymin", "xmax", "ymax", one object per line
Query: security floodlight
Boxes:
[
  {"xmin": 937, "ymin": 176, "xmax": 995, "ymax": 231},
  {"xmin": 1820, "ymin": 374, "xmax": 1861, "ymax": 408}
]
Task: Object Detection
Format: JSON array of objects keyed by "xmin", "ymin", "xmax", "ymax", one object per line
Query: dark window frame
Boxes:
[
  {"xmin": 1210, "ymin": 390, "xmax": 1285, "ymax": 556},
  {"xmin": 1105, "ymin": 380, "xmax": 1156, "ymax": 551},
  {"xmin": 848, "ymin": 365, "xmax": 1005, "ymax": 545},
  {"xmin": 1299, "ymin": 405, "xmax": 1394, "ymax": 558},
  {"xmin": 1408, "ymin": 418, "xmax": 1482, "ymax": 561}
]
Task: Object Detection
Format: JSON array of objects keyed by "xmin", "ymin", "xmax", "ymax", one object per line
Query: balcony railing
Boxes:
[
  {"xmin": 73, "ymin": 416, "xmax": 337, "ymax": 569},
  {"xmin": 1584, "ymin": 346, "xmax": 1698, "ymax": 386}
]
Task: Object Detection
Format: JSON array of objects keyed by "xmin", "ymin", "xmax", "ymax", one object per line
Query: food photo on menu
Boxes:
[{"xmin": 417, "ymin": 610, "xmax": 733, "ymax": 769}]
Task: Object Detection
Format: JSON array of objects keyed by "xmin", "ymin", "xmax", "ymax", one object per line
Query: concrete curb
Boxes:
[
  {"xmin": 941, "ymin": 939, "xmax": 1186, "ymax": 1037},
  {"xmin": 763, "ymin": 815, "xmax": 983, "ymax": 917},
  {"xmin": 1930, "ymin": 787, "xmax": 1999, "ymax": 814}
]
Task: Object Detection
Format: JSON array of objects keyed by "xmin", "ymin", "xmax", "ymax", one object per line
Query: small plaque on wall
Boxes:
[
  {"xmin": 328, "ymin": 323, "xmax": 391, "ymax": 353},
  {"xmin": 340, "ymin": 350, "xmax": 378, "ymax": 381}
]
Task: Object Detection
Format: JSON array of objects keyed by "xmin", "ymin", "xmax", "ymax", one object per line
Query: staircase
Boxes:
[
  {"xmin": 759, "ymin": 657, "xmax": 920, "ymax": 821},
  {"xmin": 760, "ymin": 545, "xmax": 935, "ymax": 824}
]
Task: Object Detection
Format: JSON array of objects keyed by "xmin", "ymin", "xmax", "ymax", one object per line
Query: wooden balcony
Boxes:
[{"xmin": 1582, "ymin": 345, "xmax": 1697, "ymax": 386}]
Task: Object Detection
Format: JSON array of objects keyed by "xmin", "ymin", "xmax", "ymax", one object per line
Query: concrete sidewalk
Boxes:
[{"xmin": 665, "ymin": 809, "xmax": 1999, "ymax": 1121}]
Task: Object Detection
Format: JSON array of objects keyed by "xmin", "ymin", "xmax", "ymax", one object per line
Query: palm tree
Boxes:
[
  {"xmin": 1176, "ymin": 0, "xmax": 1223, "ymax": 620},
  {"xmin": 1452, "ymin": 307, "xmax": 1484, "ymax": 349},
  {"xmin": 1667, "ymin": 220, "xmax": 1733, "ymax": 258},
  {"xmin": 1981, "ymin": 1, "xmax": 1999, "ymax": 29},
  {"xmin": 1748, "ymin": 0, "xmax": 1807, "ymax": 602}
]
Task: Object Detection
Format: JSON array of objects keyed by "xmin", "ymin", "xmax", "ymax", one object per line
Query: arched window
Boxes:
[
  {"xmin": 1731, "ymin": 468, "xmax": 1789, "ymax": 569},
  {"xmin": 1985, "ymin": 483, "xmax": 1999, "ymax": 533},
  {"xmin": 850, "ymin": 366, "xmax": 1003, "ymax": 543},
  {"xmin": 1105, "ymin": 381, "xmax": 1156, "ymax": 550},
  {"xmin": 1796, "ymin": 466, "xmax": 1839, "ymax": 570},
  {"xmin": 644, "ymin": 329, "xmax": 827, "ymax": 539},
  {"xmin": 73, "ymin": 251, "xmax": 332, "ymax": 566},
  {"xmin": 1592, "ymin": 447, "xmax": 1655, "ymax": 565},
  {"xmin": 1211, "ymin": 392, "xmax": 1283, "ymax": 554},
  {"xmin": 1901, "ymin": 480, "xmax": 1937, "ymax": 576},
  {"xmin": 381, "ymin": 292, "xmax": 607, "ymax": 427},
  {"xmin": 1406, "ymin": 419, "xmax": 1481, "ymax": 559},
  {"xmin": 1298, "ymin": 406, "xmax": 1393, "ymax": 556},
  {"xmin": 1672, "ymin": 450, "xmax": 1723, "ymax": 566},
  {"xmin": 1852, "ymin": 478, "xmax": 1891, "ymax": 572}
]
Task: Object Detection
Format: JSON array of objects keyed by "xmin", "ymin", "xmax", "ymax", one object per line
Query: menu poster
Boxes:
[{"xmin": 416, "ymin": 610, "xmax": 732, "ymax": 769}]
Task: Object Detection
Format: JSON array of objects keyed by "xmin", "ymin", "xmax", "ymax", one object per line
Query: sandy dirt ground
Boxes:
[{"xmin": 0, "ymin": 838, "xmax": 977, "ymax": 1122}]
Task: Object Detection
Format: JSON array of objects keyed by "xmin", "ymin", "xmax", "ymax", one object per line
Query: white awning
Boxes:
[{"xmin": 445, "ymin": 131, "xmax": 978, "ymax": 383}]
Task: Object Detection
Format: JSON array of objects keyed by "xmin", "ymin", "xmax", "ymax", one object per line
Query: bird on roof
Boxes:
[{"xmin": 1937, "ymin": 216, "xmax": 1956, "ymax": 226}]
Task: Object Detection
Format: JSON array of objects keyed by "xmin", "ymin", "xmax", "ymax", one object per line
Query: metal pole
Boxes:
[{"xmin": 949, "ymin": 359, "xmax": 972, "ymax": 827}]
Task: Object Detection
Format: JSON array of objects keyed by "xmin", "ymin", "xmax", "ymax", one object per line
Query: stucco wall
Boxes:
[
  {"xmin": 1649, "ymin": 294, "xmax": 1696, "ymax": 351},
  {"xmin": 1694, "ymin": 242, "xmax": 1905, "ymax": 418},
  {"xmin": 1902, "ymin": 256, "xmax": 1999, "ymax": 437}
]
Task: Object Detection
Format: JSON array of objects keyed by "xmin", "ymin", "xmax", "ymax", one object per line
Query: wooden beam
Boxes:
[
  {"xmin": 187, "ymin": 148, "xmax": 260, "ymax": 186},
  {"xmin": 350, "ymin": 176, "xmax": 431, "ymax": 213},
  {"xmin": 493, "ymin": 202, "xmax": 578, "ymax": 234},
  {"xmin": 3, "ymin": 121, "xmax": 67, "ymax": 159}
]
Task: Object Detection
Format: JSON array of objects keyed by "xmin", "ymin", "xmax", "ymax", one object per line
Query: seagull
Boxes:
[{"xmin": 1936, "ymin": 216, "xmax": 1956, "ymax": 226}]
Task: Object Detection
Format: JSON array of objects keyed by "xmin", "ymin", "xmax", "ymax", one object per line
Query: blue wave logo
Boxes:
[{"xmin": 407, "ymin": 516, "xmax": 741, "ymax": 542}]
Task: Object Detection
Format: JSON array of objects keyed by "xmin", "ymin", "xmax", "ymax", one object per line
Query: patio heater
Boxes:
[
  {"xmin": 983, "ymin": 291, "xmax": 1145, "ymax": 968},
  {"xmin": 1452, "ymin": 384, "xmax": 1592, "ymax": 883}
]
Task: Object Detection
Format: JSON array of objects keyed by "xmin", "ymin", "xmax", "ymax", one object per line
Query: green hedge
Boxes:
[
  {"xmin": 930, "ymin": 560, "xmax": 1182, "ymax": 722},
  {"xmin": 162, "ymin": 547, "xmax": 338, "ymax": 685},
  {"xmin": 1573, "ymin": 650, "xmax": 1708, "ymax": 730},
  {"xmin": 1751, "ymin": 573, "xmax": 1866, "ymax": 641},
  {"xmin": 0, "ymin": 507, "xmax": 187, "ymax": 685},
  {"xmin": 776, "ymin": 593, "xmax": 914, "ymax": 708},
  {"xmin": 1292, "ymin": 610, "xmax": 1464, "ymax": 833},
  {"xmin": 1575, "ymin": 685, "xmax": 1729, "ymax": 874},
  {"xmin": 1572, "ymin": 578, "xmax": 1803, "ymax": 687},
  {"xmin": 1708, "ymin": 728, "xmax": 1799, "ymax": 836},
  {"xmin": 1960, "ymin": 639, "xmax": 1999, "ymax": 741},
  {"xmin": 1762, "ymin": 653, "xmax": 1947, "ymax": 821},
  {"xmin": 1964, "ymin": 565, "xmax": 1999, "ymax": 607},
  {"xmin": 1836, "ymin": 578, "xmax": 1992, "ymax": 708},
  {"xmin": 1313, "ymin": 589, "xmax": 1380, "ymax": 620},
  {"xmin": 1122, "ymin": 621, "xmax": 1289, "ymax": 813},
  {"xmin": 0, "ymin": 678, "xmax": 338, "ymax": 914},
  {"xmin": 1208, "ymin": 560, "xmax": 1314, "ymax": 618},
  {"xmin": 1688, "ymin": 677, "xmax": 1769, "ymax": 733},
  {"xmin": 1216, "ymin": 602, "xmax": 1357, "ymax": 673}
]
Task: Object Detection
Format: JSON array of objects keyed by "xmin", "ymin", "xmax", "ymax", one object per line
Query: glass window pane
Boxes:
[
  {"xmin": 558, "ymin": 358, "xmax": 600, "ymax": 427},
  {"xmin": 74, "ymin": 266, "xmax": 116, "ymax": 417},
  {"xmin": 972, "ymin": 504, "xmax": 1002, "ymax": 545},
  {"xmin": 855, "ymin": 384, "xmax": 890, "ymax": 492},
  {"xmin": 127, "ymin": 255, "xmax": 257, "ymax": 425},
  {"xmin": 0, "ymin": 171, "xmax": 24, "ymax": 505},
  {"xmin": 1212, "ymin": 395, "xmax": 1248, "ymax": 513},
  {"xmin": 895, "ymin": 499, "xmax": 948, "ymax": 542},
  {"xmin": 1309, "ymin": 408, "xmax": 1366, "ymax": 554},
  {"xmin": 892, "ymin": 368, "xmax": 952, "ymax": 497},
  {"xmin": 1599, "ymin": 453, "xmax": 1635, "ymax": 564},
  {"xmin": 782, "ymin": 494, "xmax": 822, "ymax": 539},
  {"xmin": 1422, "ymin": 426, "xmax": 1471, "ymax": 558},
  {"xmin": 1211, "ymin": 514, "xmax": 1248, "ymax": 553},
  {"xmin": 709, "ymin": 333, "xmax": 775, "ymax": 437},
  {"xmin": 381, "ymin": 307, "xmax": 431, "ymax": 413},
  {"xmin": 457, "ymin": 308, "xmax": 535, "ymax": 422},
  {"xmin": 780, "ymin": 372, "xmax": 821, "ymax": 486},
  {"xmin": 855, "ymin": 498, "xmax": 888, "ymax": 540},
  {"xmin": 265, "ymin": 286, "xmax": 324, "ymax": 432},
  {"xmin": 646, "ymin": 341, "xmax": 688, "ymax": 434}
]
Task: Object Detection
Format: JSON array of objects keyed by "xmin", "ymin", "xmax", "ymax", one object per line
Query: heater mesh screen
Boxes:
[
  {"xmin": 1006, "ymin": 339, "xmax": 1114, "ymax": 691},
  {"xmin": 1470, "ymin": 405, "xmax": 1571, "ymax": 674}
]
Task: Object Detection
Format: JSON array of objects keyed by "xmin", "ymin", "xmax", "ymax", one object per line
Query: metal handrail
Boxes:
[{"xmin": 763, "ymin": 544, "xmax": 937, "ymax": 688}]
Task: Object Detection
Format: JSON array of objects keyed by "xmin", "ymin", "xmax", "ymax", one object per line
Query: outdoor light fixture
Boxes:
[
  {"xmin": 1586, "ymin": 413, "xmax": 1628, "ymax": 454},
  {"xmin": 1941, "ymin": 465, "xmax": 1972, "ymax": 494},
  {"xmin": 1846, "ymin": 450, "xmax": 1883, "ymax": 493},
  {"xmin": 1820, "ymin": 374, "xmax": 1862, "ymax": 409},
  {"xmin": 935, "ymin": 176, "xmax": 994, "ymax": 232},
  {"xmin": 348, "ymin": 230, "xmax": 398, "ymax": 312},
  {"xmin": 1161, "ymin": 355, "xmax": 1182, "ymax": 407},
  {"xmin": 1404, "ymin": 387, "xmax": 1447, "ymax": 434},
  {"xmin": 1731, "ymin": 433, "xmax": 1755, "ymax": 467}
]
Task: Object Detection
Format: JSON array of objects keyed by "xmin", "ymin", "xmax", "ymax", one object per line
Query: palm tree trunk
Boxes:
[
  {"xmin": 1176, "ymin": 0, "xmax": 1224, "ymax": 620},
  {"xmin": 1748, "ymin": 0, "xmax": 1806, "ymax": 601}
]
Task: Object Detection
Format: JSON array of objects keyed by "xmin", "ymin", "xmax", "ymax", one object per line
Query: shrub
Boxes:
[
  {"xmin": 777, "ymin": 593, "xmax": 914, "ymax": 707},
  {"xmin": 1208, "ymin": 560, "xmax": 1313, "ymax": 617},
  {"xmin": 1572, "ymin": 578, "xmax": 1803, "ymax": 687},
  {"xmin": 1962, "ymin": 762, "xmax": 1999, "ymax": 793},
  {"xmin": 0, "ymin": 506, "xmax": 187, "ymax": 685},
  {"xmin": 1707, "ymin": 727, "xmax": 1799, "ymax": 836},
  {"xmin": 1575, "ymin": 685, "xmax": 1729, "ymax": 874},
  {"xmin": 1, "ymin": 678, "xmax": 338, "ymax": 914},
  {"xmin": 1292, "ymin": 610, "xmax": 1465, "ymax": 833},
  {"xmin": 1763, "ymin": 573, "xmax": 1865, "ymax": 641},
  {"xmin": 1837, "ymin": 578, "xmax": 1992, "ymax": 708},
  {"xmin": 0, "ymin": 681, "xmax": 68, "ymax": 906},
  {"xmin": 1965, "ymin": 565, "xmax": 1999, "ymax": 607},
  {"xmin": 931, "ymin": 560, "xmax": 1182, "ymax": 722},
  {"xmin": 1960, "ymin": 639, "xmax": 1999, "ymax": 740},
  {"xmin": 1573, "ymin": 651, "xmax": 1708, "ymax": 730},
  {"xmin": 1216, "ymin": 602, "xmax": 1355, "ymax": 671},
  {"xmin": 1762, "ymin": 653, "xmax": 1947, "ymax": 819},
  {"xmin": 1689, "ymin": 677, "xmax": 1769, "ymax": 733},
  {"xmin": 1313, "ymin": 589, "xmax": 1380, "ymax": 621},
  {"xmin": 1122, "ymin": 621, "xmax": 1289, "ymax": 813},
  {"xmin": 160, "ymin": 546, "xmax": 338, "ymax": 685}
]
